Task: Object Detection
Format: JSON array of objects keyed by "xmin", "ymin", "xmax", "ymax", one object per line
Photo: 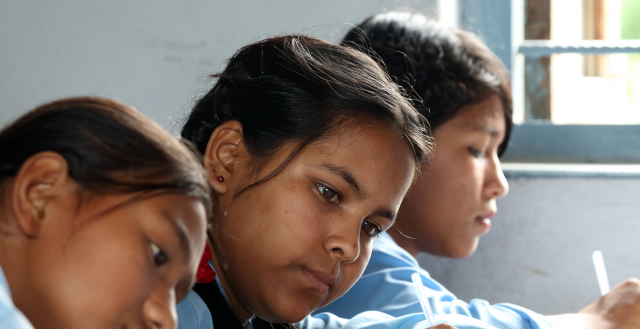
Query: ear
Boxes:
[
  {"xmin": 203, "ymin": 121, "xmax": 246, "ymax": 194},
  {"xmin": 11, "ymin": 152, "xmax": 70, "ymax": 237}
]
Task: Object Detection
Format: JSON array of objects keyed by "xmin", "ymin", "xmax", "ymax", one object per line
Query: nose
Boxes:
[
  {"xmin": 143, "ymin": 289, "xmax": 177, "ymax": 329},
  {"xmin": 324, "ymin": 218, "xmax": 361, "ymax": 263},
  {"xmin": 484, "ymin": 155, "xmax": 509, "ymax": 199}
]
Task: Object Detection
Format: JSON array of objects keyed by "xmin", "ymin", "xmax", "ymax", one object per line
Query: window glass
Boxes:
[{"xmin": 523, "ymin": 0, "xmax": 640, "ymax": 124}]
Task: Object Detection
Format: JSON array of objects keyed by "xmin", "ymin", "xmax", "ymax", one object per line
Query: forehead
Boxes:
[
  {"xmin": 448, "ymin": 93, "xmax": 506, "ymax": 135},
  {"xmin": 298, "ymin": 123, "xmax": 415, "ymax": 195},
  {"xmin": 311, "ymin": 123, "xmax": 412, "ymax": 163},
  {"xmin": 145, "ymin": 194, "xmax": 206, "ymax": 237}
]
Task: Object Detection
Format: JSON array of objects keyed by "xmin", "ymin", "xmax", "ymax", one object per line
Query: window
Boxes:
[
  {"xmin": 520, "ymin": 0, "xmax": 640, "ymax": 124},
  {"xmin": 461, "ymin": 0, "xmax": 640, "ymax": 163}
]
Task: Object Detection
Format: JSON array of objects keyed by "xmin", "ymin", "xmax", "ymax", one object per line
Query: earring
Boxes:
[{"xmin": 217, "ymin": 176, "xmax": 224, "ymax": 182}]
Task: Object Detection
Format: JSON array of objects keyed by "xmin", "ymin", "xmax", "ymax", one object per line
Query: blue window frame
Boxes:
[{"xmin": 458, "ymin": 0, "xmax": 640, "ymax": 164}]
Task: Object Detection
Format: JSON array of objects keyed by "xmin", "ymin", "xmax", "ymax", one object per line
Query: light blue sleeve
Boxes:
[
  {"xmin": 316, "ymin": 233, "xmax": 553, "ymax": 329},
  {"xmin": 177, "ymin": 290, "xmax": 213, "ymax": 329},
  {"xmin": 297, "ymin": 311, "xmax": 500, "ymax": 329},
  {"xmin": 0, "ymin": 265, "xmax": 34, "ymax": 329}
]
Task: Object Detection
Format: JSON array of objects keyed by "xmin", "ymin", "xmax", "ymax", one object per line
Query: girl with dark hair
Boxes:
[
  {"xmin": 0, "ymin": 97, "xmax": 212, "ymax": 328},
  {"xmin": 318, "ymin": 10, "xmax": 640, "ymax": 329},
  {"xmin": 176, "ymin": 34, "xmax": 498, "ymax": 329}
]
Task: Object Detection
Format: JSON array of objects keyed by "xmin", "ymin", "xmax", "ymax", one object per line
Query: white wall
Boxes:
[
  {"xmin": 0, "ymin": 0, "xmax": 437, "ymax": 131},
  {"xmin": 418, "ymin": 175, "xmax": 640, "ymax": 315},
  {"xmin": 7, "ymin": 0, "xmax": 637, "ymax": 319}
]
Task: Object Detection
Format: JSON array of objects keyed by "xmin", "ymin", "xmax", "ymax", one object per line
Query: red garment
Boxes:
[{"xmin": 196, "ymin": 244, "xmax": 216, "ymax": 283}]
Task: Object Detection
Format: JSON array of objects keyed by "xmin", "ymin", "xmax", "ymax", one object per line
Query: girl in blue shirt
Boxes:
[
  {"xmin": 176, "ymin": 34, "xmax": 498, "ymax": 329},
  {"xmin": 0, "ymin": 97, "xmax": 212, "ymax": 328},
  {"xmin": 318, "ymin": 11, "xmax": 640, "ymax": 329}
]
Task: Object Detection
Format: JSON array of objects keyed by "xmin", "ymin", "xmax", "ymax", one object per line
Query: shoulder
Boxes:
[
  {"xmin": 365, "ymin": 232, "xmax": 422, "ymax": 274},
  {"xmin": 177, "ymin": 290, "xmax": 214, "ymax": 329}
]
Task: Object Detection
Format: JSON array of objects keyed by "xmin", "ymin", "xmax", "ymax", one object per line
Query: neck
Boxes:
[
  {"xmin": 387, "ymin": 229, "xmax": 420, "ymax": 256},
  {"xmin": 208, "ymin": 242, "xmax": 255, "ymax": 325},
  {"xmin": 0, "ymin": 227, "xmax": 34, "ymax": 318}
]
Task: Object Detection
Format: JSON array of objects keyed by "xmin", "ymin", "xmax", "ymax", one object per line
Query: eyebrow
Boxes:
[
  {"xmin": 373, "ymin": 208, "xmax": 397, "ymax": 226},
  {"xmin": 316, "ymin": 163, "xmax": 396, "ymax": 225},
  {"xmin": 473, "ymin": 124, "xmax": 501, "ymax": 138},
  {"xmin": 160, "ymin": 211, "xmax": 191, "ymax": 264},
  {"xmin": 317, "ymin": 163, "xmax": 367, "ymax": 199}
]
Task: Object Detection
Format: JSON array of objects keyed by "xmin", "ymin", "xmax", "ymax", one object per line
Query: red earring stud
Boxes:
[{"xmin": 217, "ymin": 176, "xmax": 224, "ymax": 182}]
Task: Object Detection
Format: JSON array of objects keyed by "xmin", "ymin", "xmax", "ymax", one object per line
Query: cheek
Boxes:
[
  {"xmin": 429, "ymin": 158, "xmax": 482, "ymax": 205},
  {"xmin": 402, "ymin": 162, "xmax": 482, "ymax": 238},
  {"xmin": 220, "ymin": 180, "xmax": 324, "ymax": 265},
  {"xmin": 54, "ymin": 226, "xmax": 150, "ymax": 315}
]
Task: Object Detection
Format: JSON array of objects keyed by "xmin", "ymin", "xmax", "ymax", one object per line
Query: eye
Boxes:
[
  {"xmin": 468, "ymin": 147, "xmax": 486, "ymax": 159},
  {"xmin": 361, "ymin": 221, "xmax": 382, "ymax": 238},
  {"xmin": 316, "ymin": 183, "xmax": 340, "ymax": 203},
  {"xmin": 150, "ymin": 242, "xmax": 168, "ymax": 266}
]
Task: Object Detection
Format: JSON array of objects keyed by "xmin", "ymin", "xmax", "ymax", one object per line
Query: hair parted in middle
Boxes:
[
  {"xmin": 181, "ymin": 34, "xmax": 434, "ymax": 199},
  {"xmin": 181, "ymin": 34, "xmax": 434, "ymax": 329},
  {"xmin": 0, "ymin": 97, "xmax": 212, "ymax": 219}
]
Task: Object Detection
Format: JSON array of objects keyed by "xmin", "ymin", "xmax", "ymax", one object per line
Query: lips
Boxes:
[
  {"xmin": 302, "ymin": 268, "xmax": 335, "ymax": 294},
  {"xmin": 475, "ymin": 211, "xmax": 495, "ymax": 230},
  {"xmin": 477, "ymin": 211, "xmax": 496, "ymax": 221}
]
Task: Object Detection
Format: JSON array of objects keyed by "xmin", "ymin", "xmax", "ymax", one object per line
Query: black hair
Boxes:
[
  {"xmin": 342, "ymin": 11, "xmax": 513, "ymax": 156},
  {"xmin": 181, "ymin": 35, "xmax": 433, "ymax": 197},
  {"xmin": 181, "ymin": 34, "xmax": 434, "ymax": 329},
  {"xmin": 0, "ymin": 97, "xmax": 212, "ymax": 219}
]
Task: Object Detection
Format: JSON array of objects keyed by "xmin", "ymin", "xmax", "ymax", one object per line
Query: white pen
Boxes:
[
  {"xmin": 411, "ymin": 272, "xmax": 436, "ymax": 327},
  {"xmin": 592, "ymin": 250, "xmax": 610, "ymax": 296}
]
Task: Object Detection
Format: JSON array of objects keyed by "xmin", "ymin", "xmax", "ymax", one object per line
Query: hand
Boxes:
[{"xmin": 579, "ymin": 278, "xmax": 640, "ymax": 329}]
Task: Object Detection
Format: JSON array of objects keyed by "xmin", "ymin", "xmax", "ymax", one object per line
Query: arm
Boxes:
[
  {"xmin": 546, "ymin": 279, "xmax": 640, "ymax": 329},
  {"xmin": 319, "ymin": 265, "xmax": 552, "ymax": 329},
  {"xmin": 298, "ymin": 312, "xmax": 500, "ymax": 329},
  {"xmin": 318, "ymin": 239, "xmax": 552, "ymax": 329}
]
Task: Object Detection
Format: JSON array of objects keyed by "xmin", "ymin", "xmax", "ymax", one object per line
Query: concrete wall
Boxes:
[
  {"xmin": 0, "ymin": 0, "xmax": 437, "ymax": 131},
  {"xmin": 417, "ymin": 174, "xmax": 640, "ymax": 315}
]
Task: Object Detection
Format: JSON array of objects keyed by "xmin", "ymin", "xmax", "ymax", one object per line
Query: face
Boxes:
[
  {"xmin": 392, "ymin": 93, "xmax": 509, "ymax": 258},
  {"xmin": 21, "ymin": 192, "xmax": 207, "ymax": 329},
  {"xmin": 211, "ymin": 123, "xmax": 415, "ymax": 323}
]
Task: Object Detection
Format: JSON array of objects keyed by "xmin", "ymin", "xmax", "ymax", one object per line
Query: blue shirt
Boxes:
[
  {"xmin": 177, "ymin": 255, "xmax": 503, "ymax": 328},
  {"xmin": 177, "ymin": 290, "xmax": 213, "ymax": 329},
  {"xmin": 177, "ymin": 262, "xmax": 251, "ymax": 329},
  {"xmin": 0, "ymin": 265, "xmax": 34, "ymax": 329},
  {"xmin": 315, "ymin": 232, "xmax": 553, "ymax": 329},
  {"xmin": 298, "ymin": 312, "xmax": 502, "ymax": 329},
  {"xmin": 178, "ymin": 291, "xmax": 502, "ymax": 329}
]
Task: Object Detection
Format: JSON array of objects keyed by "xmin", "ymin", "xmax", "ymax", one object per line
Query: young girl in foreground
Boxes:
[
  {"xmin": 0, "ymin": 97, "xmax": 211, "ymax": 328},
  {"xmin": 319, "ymin": 11, "xmax": 640, "ymax": 329},
  {"xmin": 176, "ymin": 35, "xmax": 497, "ymax": 329}
]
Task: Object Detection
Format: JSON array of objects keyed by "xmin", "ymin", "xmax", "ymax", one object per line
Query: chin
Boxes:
[
  {"xmin": 450, "ymin": 249, "xmax": 475, "ymax": 259},
  {"xmin": 266, "ymin": 311, "xmax": 309, "ymax": 324},
  {"xmin": 462, "ymin": 240, "xmax": 480, "ymax": 258},
  {"xmin": 262, "ymin": 301, "xmax": 315, "ymax": 324},
  {"xmin": 445, "ymin": 238, "xmax": 480, "ymax": 259}
]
